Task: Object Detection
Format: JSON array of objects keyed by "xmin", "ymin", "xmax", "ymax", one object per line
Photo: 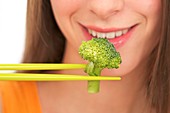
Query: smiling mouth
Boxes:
[
  {"xmin": 87, "ymin": 27, "xmax": 132, "ymax": 39},
  {"xmin": 80, "ymin": 23, "xmax": 138, "ymax": 48}
]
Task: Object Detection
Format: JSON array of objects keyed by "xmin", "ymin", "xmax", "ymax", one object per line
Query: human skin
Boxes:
[
  {"xmin": 37, "ymin": 0, "xmax": 162, "ymax": 113},
  {"xmin": 50, "ymin": 0, "xmax": 161, "ymax": 76}
]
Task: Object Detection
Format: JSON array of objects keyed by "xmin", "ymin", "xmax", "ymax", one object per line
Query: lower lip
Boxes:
[{"xmin": 81, "ymin": 25, "xmax": 137, "ymax": 49}]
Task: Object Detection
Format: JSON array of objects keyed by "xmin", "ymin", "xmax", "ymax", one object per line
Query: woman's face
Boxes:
[{"xmin": 50, "ymin": 0, "xmax": 162, "ymax": 76}]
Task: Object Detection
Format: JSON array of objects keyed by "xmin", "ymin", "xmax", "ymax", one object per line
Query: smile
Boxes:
[
  {"xmin": 87, "ymin": 28, "xmax": 130, "ymax": 39},
  {"xmin": 81, "ymin": 23, "xmax": 138, "ymax": 49}
]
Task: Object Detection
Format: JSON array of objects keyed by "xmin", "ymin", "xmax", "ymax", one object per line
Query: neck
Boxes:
[{"xmin": 37, "ymin": 42, "xmax": 152, "ymax": 113}]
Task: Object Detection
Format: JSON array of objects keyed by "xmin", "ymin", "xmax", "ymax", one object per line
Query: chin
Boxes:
[{"xmin": 101, "ymin": 62, "xmax": 138, "ymax": 77}]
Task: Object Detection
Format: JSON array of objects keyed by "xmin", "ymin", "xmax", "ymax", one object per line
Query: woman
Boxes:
[{"xmin": 0, "ymin": 0, "xmax": 169, "ymax": 113}]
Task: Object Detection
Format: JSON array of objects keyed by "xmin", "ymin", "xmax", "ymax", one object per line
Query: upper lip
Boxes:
[{"xmin": 81, "ymin": 24, "xmax": 136, "ymax": 33}]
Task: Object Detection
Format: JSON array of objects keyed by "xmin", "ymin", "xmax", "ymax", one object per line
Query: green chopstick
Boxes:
[
  {"xmin": 0, "ymin": 64, "xmax": 86, "ymax": 70},
  {"xmin": 0, "ymin": 64, "xmax": 121, "ymax": 81},
  {"xmin": 0, "ymin": 73, "xmax": 121, "ymax": 81}
]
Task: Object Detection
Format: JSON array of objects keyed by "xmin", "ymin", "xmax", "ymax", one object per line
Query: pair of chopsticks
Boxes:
[{"xmin": 0, "ymin": 64, "xmax": 121, "ymax": 81}]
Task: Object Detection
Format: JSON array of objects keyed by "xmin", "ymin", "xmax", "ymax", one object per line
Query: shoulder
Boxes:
[
  {"xmin": 0, "ymin": 81, "xmax": 21, "ymax": 102},
  {"xmin": 0, "ymin": 81, "xmax": 20, "ymax": 93},
  {"xmin": 0, "ymin": 95, "xmax": 2, "ymax": 113},
  {"xmin": 0, "ymin": 81, "xmax": 37, "ymax": 96},
  {"xmin": 0, "ymin": 81, "xmax": 20, "ymax": 113},
  {"xmin": 0, "ymin": 82, "xmax": 3, "ymax": 113},
  {"xmin": 0, "ymin": 81, "xmax": 39, "ymax": 113}
]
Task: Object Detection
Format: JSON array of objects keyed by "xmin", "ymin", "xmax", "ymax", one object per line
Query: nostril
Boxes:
[
  {"xmin": 90, "ymin": 9, "xmax": 119, "ymax": 20},
  {"xmin": 88, "ymin": 0, "xmax": 124, "ymax": 19}
]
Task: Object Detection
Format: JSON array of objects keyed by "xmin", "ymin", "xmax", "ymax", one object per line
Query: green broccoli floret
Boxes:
[{"xmin": 79, "ymin": 38, "xmax": 122, "ymax": 93}]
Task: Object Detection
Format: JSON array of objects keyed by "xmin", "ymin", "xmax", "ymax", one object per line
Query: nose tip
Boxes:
[{"xmin": 89, "ymin": 0, "xmax": 124, "ymax": 19}]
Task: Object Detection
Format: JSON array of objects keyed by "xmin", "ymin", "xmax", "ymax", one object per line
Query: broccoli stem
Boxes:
[
  {"xmin": 85, "ymin": 62, "xmax": 102, "ymax": 93},
  {"xmin": 88, "ymin": 68, "xmax": 102, "ymax": 93}
]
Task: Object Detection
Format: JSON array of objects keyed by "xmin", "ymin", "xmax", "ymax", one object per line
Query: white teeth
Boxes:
[
  {"xmin": 91, "ymin": 30, "xmax": 97, "ymax": 37},
  {"xmin": 122, "ymin": 29, "xmax": 128, "ymax": 34},
  {"xmin": 106, "ymin": 32, "xmax": 115, "ymax": 39},
  {"xmin": 88, "ymin": 28, "xmax": 129, "ymax": 39},
  {"xmin": 97, "ymin": 33, "xmax": 103, "ymax": 38},
  {"xmin": 97, "ymin": 32, "xmax": 106, "ymax": 38},
  {"xmin": 88, "ymin": 29, "xmax": 92, "ymax": 34},
  {"xmin": 101, "ymin": 33, "xmax": 106, "ymax": 38},
  {"xmin": 115, "ymin": 31, "xmax": 123, "ymax": 37}
]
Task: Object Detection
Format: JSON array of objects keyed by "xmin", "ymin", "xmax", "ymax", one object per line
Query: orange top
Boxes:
[{"xmin": 0, "ymin": 81, "xmax": 42, "ymax": 113}]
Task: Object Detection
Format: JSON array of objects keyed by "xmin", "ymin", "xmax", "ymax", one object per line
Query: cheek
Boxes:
[
  {"xmin": 50, "ymin": 0, "xmax": 83, "ymax": 17},
  {"xmin": 50, "ymin": 0, "xmax": 84, "ymax": 44},
  {"xmin": 105, "ymin": 0, "xmax": 162, "ymax": 76},
  {"xmin": 128, "ymin": 0, "xmax": 161, "ymax": 16}
]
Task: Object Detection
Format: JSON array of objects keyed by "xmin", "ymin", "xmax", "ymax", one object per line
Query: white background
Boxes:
[{"xmin": 0, "ymin": 0, "xmax": 27, "ymax": 64}]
